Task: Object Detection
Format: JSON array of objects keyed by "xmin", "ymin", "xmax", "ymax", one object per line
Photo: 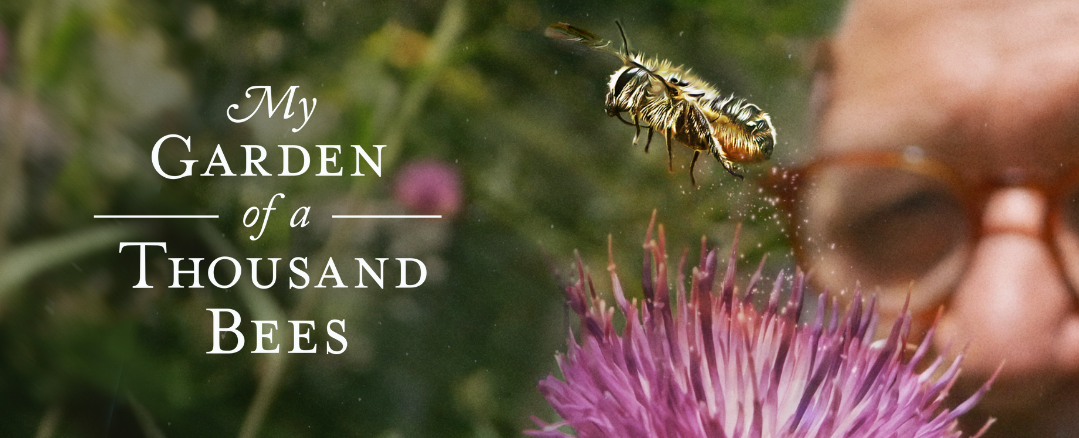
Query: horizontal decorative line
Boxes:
[
  {"xmin": 94, "ymin": 215, "xmax": 220, "ymax": 219},
  {"xmin": 331, "ymin": 215, "xmax": 442, "ymax": 219}
]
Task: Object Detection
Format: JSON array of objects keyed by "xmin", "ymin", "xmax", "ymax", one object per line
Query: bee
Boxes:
[{"xmin": 546, "ymin": 22, "xmax": 776, "ymax": 185}]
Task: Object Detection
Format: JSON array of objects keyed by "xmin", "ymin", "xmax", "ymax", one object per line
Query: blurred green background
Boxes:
[{"xmin": 0, "ymin": 0, "xmax": 841, "ymax": 436}]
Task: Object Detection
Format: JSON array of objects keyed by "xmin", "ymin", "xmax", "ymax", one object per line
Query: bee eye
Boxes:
[{"xmin": 614, "ymin": 67, "xmax": 640, "ymax": 95}]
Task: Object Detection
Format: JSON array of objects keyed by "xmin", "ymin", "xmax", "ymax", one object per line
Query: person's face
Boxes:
[{"xmin": 811, "ymin": 0, "xmax": 1079, "ymax": 436}]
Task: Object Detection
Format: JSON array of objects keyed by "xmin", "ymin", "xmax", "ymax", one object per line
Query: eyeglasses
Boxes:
[{"xmin": 766, "ymin": 146, "xmax": 1079, "ymax": 315}]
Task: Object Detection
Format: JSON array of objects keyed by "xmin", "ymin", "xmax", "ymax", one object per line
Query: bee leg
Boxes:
[
  {"xmin": 712, "ymin": 147, "xmax": 744, "ymax": 180},
  {"xmin": 689, "ymin": 151, "xmax": 700, "ymax": 186},
  {"xmin": 632, "ymin": 115, "xmax": 642, "ymax": 145},
  {"xmin": 721, "ymin": 158, "xmax": 744, "ymax": 179},
  {"xmin": 724, "ymin": 163, "xmax": 744, "ymax": 180},
  {"xmin": 665, "ymin": 130, "xmax": 674, "ymax": 172},
  {"xmin": 644, "ymin": 127, "xmax": 654, "ymax": 153}
]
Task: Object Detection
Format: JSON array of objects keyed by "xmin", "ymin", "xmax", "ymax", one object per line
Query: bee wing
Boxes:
[{"xmin": 545, "ymin": 23, "xmax": 621, "ymax": 56}]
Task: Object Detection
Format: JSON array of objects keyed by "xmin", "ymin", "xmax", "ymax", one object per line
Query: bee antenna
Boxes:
[{"xmin": 614, "ymin": 20, "xmax": 631, "ymax": 57}]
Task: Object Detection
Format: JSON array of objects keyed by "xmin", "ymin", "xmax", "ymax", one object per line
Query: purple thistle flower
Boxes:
[{"xmin": 529, "ymin": 215, "xmax": 998, "ymax": 438}]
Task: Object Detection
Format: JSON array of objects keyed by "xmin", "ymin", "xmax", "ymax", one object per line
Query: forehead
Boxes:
[{"xmin": 817, "ymin": 0, "xmax": 1079, "ymax": 181}]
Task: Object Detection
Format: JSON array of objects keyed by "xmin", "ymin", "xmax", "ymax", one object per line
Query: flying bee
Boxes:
[{"xmin": 546, "ymin": 21, "xmax": 776, "ymax": 185}]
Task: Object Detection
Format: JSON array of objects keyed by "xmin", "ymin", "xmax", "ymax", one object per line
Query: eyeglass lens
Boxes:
[{"xmin": 796, "ymin": 165, "xmax": 972, "ymax": 312}]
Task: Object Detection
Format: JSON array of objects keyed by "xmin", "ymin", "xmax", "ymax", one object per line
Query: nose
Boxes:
[{"xmin": 936, "ymin": 188, "xmax": 1079, "ymax": 406}]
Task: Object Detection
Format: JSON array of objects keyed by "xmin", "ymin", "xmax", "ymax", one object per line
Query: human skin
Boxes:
[{"xmin": 812, "ymin": 0, "xmax": 1079, "ymax": 436}]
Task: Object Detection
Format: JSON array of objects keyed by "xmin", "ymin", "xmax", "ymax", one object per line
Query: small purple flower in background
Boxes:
[
  {"xmin": 393, "ymin": 159, "xmax": 463, "ymax": 218},
  {"xmin": 529, "ymin": 214, "xmax": 999, "ymax": 438}
]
